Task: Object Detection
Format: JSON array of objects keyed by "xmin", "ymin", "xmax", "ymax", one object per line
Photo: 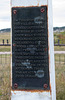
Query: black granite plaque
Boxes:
[{"xmin": 12, "ymin": 6, "xmax": 50, "ymax": 90}]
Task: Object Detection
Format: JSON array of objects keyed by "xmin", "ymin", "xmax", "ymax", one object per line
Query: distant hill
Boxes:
[
  {"xmin": 53, "ymin": 26, "xmax": 65, "ymax": 32},
  {"xmin": 0, "ymin": 28, "xmax": 11, "ymax": 33},
  {"xmin": 0, "ymin": 26, "xmax": 65, "ymax": 33}
]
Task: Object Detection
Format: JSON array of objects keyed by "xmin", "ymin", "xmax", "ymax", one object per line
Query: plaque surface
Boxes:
[{"xmin": 12, "ymin": 6, "xmax": 49, "ymax": 90}]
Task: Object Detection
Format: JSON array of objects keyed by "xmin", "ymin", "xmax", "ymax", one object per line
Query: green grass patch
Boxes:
[
  {"xmin": 54, "ymin": 31, "xmax": 65, "ymax": 44},
  {"xmin": 0, "ymin": 46, "xmax": 11, "ymax": 52},
  {"xmin": 54, "ymin": 46, "xmax": 65, "ymax": 51}
]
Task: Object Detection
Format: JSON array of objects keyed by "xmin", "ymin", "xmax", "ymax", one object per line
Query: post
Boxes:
[
  {"xmin": 58, "ymin": 39, "xmax": 60, "ymax": 45},
  {"xmin": 3, "ymin": 39, "xmax": 4, "ymax": 45},
  {"xmin": 7, "ymin": 39, "xmax": 9, "ymax": 44},
  {"xmin": 11, "ymin": 0, "xmax": 56, "ymax": 100}
]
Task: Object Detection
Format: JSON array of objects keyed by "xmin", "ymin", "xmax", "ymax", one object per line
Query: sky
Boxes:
[{"xmin": 0, "ymin": 0, "xmax": 65, "ymax": 29}]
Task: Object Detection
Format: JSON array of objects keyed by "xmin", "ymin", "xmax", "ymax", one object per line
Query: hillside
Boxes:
[
  {"xmin": 0, "ymin": 26, "xmax": 65, "ymax": 33},
  {"xmin": 0, "ymin": 28, "xmax": 11, "ymax": 33},
  {"xmin": 53, "ymin": 26, "xmax": 65, "ymax": 32}
]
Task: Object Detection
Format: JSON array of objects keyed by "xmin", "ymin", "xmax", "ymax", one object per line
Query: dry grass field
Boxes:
[
  {"xmin": 0, "ymin": 54, "xmax": 11, "ymax": 100},
  {"xmin": 54, "ymin": 31, "xmax": 65, "ymax": 44},
  {"xmin": 55, "ymin": 54, "xmax": 65, "ymax": 100},
  {"xmin": 0, "ymin": 32, "xmax": 11, "ymax": 52},
  {"xmin": 0, "ymin": 32, "xmax": 10, "ymax": 44}
]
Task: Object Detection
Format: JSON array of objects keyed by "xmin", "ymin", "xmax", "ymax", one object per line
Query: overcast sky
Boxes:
[{"xmin": 0, "ymin": 0, "xmax": 65, "ymax": 29}]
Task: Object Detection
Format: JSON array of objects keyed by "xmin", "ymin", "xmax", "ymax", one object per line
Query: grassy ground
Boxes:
[
  {"xmin": 54, "ymin": 46, "xmax": 65, "ymax": 51},
  {"xmin": 0, "ymin": 32, "xmax": 11, "ymax": 52},
  {"xmin": 0, "ymin": 54, "xmax": 11, "ymax": 100},
  {"xmin": 0, "ymin": 32, "xmax": 11, "ymax": 44},
  {"xmin": 0, "ymin": 46, "xmax": 11, "ymax": 52},
  {"xmin": 54, "ymin": 31, "xmax": 65, "ymax": 44},
  {"xmin": 55, "ymin": 54, "xmax": 65, "ymax": 100},
  {"xmin": 55, "ymin": 64, "xmax": 65, "ymax": 100}
]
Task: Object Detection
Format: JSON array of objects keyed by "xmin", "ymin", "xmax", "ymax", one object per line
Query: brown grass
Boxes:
[{"xmin": 0, "ymin": 54, "xmax": 11, "ymax": 100}]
